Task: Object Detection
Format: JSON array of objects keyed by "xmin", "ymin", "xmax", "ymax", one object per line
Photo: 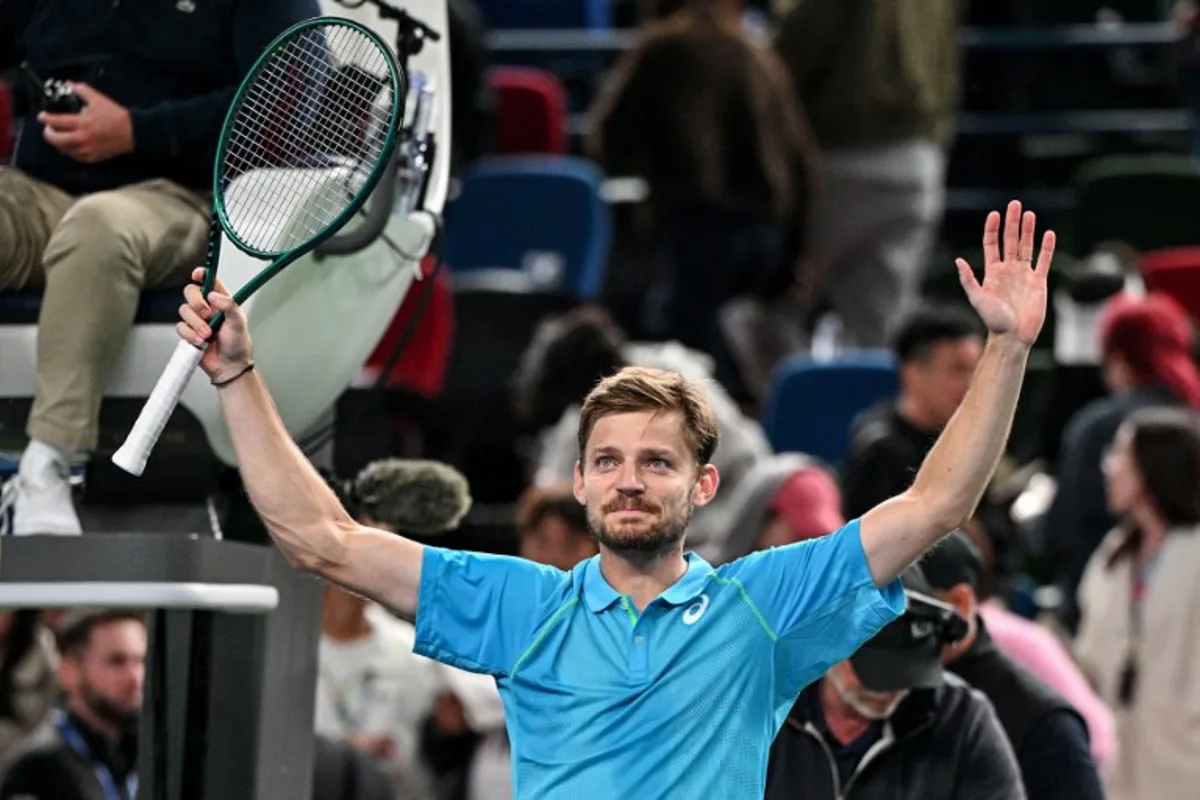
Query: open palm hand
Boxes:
[{"xmin": 956, "ymin": 200, "xmax": 1056, "ymax": 346}]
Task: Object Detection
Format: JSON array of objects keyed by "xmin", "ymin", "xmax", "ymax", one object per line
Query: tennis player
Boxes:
[{"xmin": 176, "ymin": 200, "xmax": 1054, "ymax": 799}]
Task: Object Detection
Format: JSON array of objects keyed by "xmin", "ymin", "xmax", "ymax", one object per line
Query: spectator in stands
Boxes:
[
  {"xmin": 766, "ymin": 565, "xmax": 1024, "ymax": 800},
  {"xmin": 713, "ymin": 452, "xmax": 843, "ymax": 564},
  {"xmin": 586, "ymin": 0, "xmax": 815, "ymax": 398},
  {"xmin": 312, "ymin": 735, "xmax": 395, "ymax": 800},
  {"xmin": 0, "ymin": 611, "xmax": 59, "ymax": 766},
  {"xmin": 841, "ymin": 303, "xmax": 984, "ymax": 518},
  {"xmin": 316, "ymin": 459, "xmax": 472, "ymax": 800},
  {"xmin": 0, "ymin": 0, "xmax": 319, "ymax": 535},
  {"xmin": 511, "ymin": 305, "xmax": 772, "ymax": 561},
  {"xmin": 922, "ymin": 530, "xmax": 1108, "ymax": 799},
  {"xmin": 514, "ymin": 484, "xmax": 598, "ymax": 572},
  {"xmin": 1039, "ymin": 292, "xmax": 1200, "ymax": 632},
  {"xmin": 775, "ymin": 0, "xmax": 964, "ymax": 348},
  {"xmin": 0, "ymin": 609, "xmax": 145, "ymax": 800},
  {"xmin": 841, "ymin": 303, "xmax": 1025, "ymax": 599},
  {"xmin": 1074, "ymin": 406, "xmax": 1200, "ymax": 800}
]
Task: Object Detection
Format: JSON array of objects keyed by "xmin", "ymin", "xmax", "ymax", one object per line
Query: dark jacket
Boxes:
[
  {"xmin": 840, "ymin": 401, "xmax": 936, "ymax": 521},
  {"xmin": 949, "ymin": 619, "xmax": 1104, "ymax": 800},
  {"xmin": 840, "ymin": 401, "xmax": 1017, "ymax": 598},
  {"xmin": 0, "ymin": 0, "xmax": 319, "ymax": 194},
  {"xmin": 766, "ymin": 674, "xmax": 1025, "ymax": 800},
  {"xmin": 1037, "ymin": 384, "xmax": 1177, "ymax": 631},
  {"xmin": 0, "ymin": 711, "xmax": 137, "ymax": 800}
]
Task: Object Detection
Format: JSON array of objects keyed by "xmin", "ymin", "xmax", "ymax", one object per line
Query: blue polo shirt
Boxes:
[{"xmin": 414, "ymin": 519, "xmax": 904, "ymax": 799}]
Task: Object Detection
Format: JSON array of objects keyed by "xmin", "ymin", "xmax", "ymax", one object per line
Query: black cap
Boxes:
[
  {"xmin": 920, "ymin": 529, "xmax": 983, "ymax": 592},
  {"xmin": 849, "ymin": 564, "xmax": 968, "ymax": 692}
]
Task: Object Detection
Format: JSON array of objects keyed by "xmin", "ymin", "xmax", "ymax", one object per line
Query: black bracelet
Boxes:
[{"xmin": 212, "ymin": 361, "xmax": 255, "ymax": 387}]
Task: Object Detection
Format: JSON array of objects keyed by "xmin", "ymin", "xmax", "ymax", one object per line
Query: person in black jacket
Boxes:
[
  {"xmin": 0, "ymin": 609, "xmax": 146, "ymax": 800},
  {"xmin": 0, "ymin": 0, "xmax": 318, "ymax": 536},
  {"xmin": 840, "ymin": 303, "xmax": 984, "ymax": 520},
  {"xmin": 923, "ymin": 531, "xmax": 1106, "ymax": 800},
  {"xmin": 765, "ymin": 565, "xmax": 1025, "ymax": 800},
  {"xmin": 839, "ymin": 303, "xmax": 1022, "ymax": 598}
]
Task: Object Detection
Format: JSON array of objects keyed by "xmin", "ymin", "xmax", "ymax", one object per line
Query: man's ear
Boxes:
[
  {"xmin": 692, "ymin": 464, "xmax": 720, "ymax": 507},
  {"xmin": 943, "ymin": 583, "xmax": 977, "ymax": 620},
  {"xmin": 573, "ymin": 460, "xmax": 586, "ymax": 506},
  {"xmin": 58, "ymin": 656, "xmax": 78, "ymax": 695}
]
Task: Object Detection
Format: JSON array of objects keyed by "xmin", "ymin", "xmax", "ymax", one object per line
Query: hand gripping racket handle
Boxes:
[{"xmin": 111, "ymin": 340, "xmax": 206, "ymax": 476}]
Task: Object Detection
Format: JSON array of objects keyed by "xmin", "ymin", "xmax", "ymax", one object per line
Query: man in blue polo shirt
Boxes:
[{"xmin": 176, "ymin": 199, "xmax": 1055, "ymax": 798}]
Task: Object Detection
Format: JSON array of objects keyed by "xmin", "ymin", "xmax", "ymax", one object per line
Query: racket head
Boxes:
[{"xmin": 211, "ymin": 17, "xmax": 404, "ymax": 262}]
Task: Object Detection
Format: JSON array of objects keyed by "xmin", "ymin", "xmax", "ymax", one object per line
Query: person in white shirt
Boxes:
[{"xmin": 314, "ymin": 459, "xmax": 472, "ymax": 800}]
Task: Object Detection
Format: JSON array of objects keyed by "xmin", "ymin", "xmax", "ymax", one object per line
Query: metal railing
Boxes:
[{"xmin": 486, "ymin": 22, "xmax": 1182, "ymax": 52}]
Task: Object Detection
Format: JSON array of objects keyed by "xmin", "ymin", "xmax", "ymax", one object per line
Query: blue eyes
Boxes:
[{"xmin": 593, "ymin": 456, "xmax": 672, "ymax": 471}]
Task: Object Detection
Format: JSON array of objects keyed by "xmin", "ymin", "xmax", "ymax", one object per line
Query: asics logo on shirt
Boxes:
[{"xmin": 682, "ymin": 594, "xmax": 710, "ymax": 625}]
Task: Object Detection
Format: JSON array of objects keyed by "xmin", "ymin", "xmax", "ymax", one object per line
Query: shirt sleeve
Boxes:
[
  {"xmin": 724, "ymin": 520, "xmax": 905, "ymax": 694},
  {"xmin": 413, "ymin": 547, "xmax": 571, "ymax": 677}
]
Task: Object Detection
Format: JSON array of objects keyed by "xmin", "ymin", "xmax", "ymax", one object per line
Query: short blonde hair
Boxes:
[{"xmin": 577, "ymin": 366, "xmax": 719, "ymax": 467}]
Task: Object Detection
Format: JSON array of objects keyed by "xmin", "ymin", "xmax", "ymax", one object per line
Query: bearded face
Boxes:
[
  {"xmin": 574, "ymin": 410, "xmax": 718, "ymax": 561},
  {"xmin": 587, "ymin": 480, "xmax": 695, "ymax": 558}
]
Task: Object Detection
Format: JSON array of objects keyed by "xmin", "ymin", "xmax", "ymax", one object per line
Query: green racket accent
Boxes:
[{"xmin": 202, "ymin": 16, "xmax": 404, "ymax": 315}]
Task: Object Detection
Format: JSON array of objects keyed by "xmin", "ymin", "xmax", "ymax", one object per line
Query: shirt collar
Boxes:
[{"xmin": 581, "ymin": 553, "xmax": 714, "ymax": 613}]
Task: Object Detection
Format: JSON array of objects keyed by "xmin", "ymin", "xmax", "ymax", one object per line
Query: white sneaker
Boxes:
[{"xmin": 10, "ymin": 442, "xmax": 82, "ymax": 536}]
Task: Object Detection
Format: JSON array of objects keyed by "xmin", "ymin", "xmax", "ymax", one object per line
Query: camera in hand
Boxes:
[{"xmin": 42, "ymin": 78, "xmax": 84, "ymax": 114}]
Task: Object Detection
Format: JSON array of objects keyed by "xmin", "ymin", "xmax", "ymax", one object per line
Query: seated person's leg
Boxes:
[
  {"xmin": 0, "ymin": 168, "xmax": 74, "ymax": 291},
  {"xmin": 14, "ymin": 179, "xmax": 208, "ymax": 535}
]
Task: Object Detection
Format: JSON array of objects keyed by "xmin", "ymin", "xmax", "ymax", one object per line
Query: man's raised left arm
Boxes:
[{"xmin": 861, "ymin": 200, "xmax": 1056, "ymax": 586}]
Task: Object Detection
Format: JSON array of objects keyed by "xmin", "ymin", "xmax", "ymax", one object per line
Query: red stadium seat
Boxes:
[
  {"xmin": 0, "ymin": 79, "xmax": 13, "ymax": 162},
  {"xmin": 1139, "ymin": 247, "xmax": 1200, "ymax": 322},
  {"xmin": 363, "ymin": 255, "xmax": 454, "ymax": 399},
  {"xmin": 489, "ymin": 66, "xmax": 567, "ymax": 156}
]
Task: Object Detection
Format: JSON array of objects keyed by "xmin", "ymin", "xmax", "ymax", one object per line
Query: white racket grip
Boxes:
[{"xmin": 111, "ymin": 340, "xmax": 206, "ymax": 477}]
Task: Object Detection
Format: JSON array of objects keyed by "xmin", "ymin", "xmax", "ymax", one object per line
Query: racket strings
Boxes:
[{"xmin": 220, "ymin": 24, "xmax": 397, "ymax": 254}]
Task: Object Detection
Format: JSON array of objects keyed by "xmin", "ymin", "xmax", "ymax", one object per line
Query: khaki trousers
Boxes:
[{"xmin": 0, "ymin": 168, "xmax": 209, "ymax": 451}]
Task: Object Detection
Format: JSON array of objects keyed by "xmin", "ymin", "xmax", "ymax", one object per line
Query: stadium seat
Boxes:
[
  {"xmin": 490, "ymin": 66, "xmax": 568, "ymax": 156},
  {"xmin": 363, "ymin": 254, "xmax": 455, "ymax": 399},
  {"xmin": 443, "ymin": 155, "xmax": 611, "ymax": 299},
  {"xmin": 762, "ymin": 350, "xmax": 899, "ymax": 465},
  {"xmin": 1070, "ymin": 154, "xmax": 1200, "ymax": 259},
  {"xmin": 1138, "ymin": 247, "xmax": 1200, "ymax": 322},
  {"xmin": 0, "ymin": 78, "xmax": 13, "ymax": 163}
]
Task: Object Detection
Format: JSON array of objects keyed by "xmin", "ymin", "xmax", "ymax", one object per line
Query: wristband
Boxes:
[{"xmin": 212, "ymin": 361, "xmax": 255, "ymax": 387}]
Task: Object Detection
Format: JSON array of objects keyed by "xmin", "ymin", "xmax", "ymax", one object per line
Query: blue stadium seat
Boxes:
[
  {"xmin": 443, "ymin": 155, "xmax": 611, "ymax": 299},
  {"xmin": 762, "ymin": 350, "xmax": 899, "ymax": 464}
]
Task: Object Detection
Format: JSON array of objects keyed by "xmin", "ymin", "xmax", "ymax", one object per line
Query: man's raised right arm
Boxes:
[
  {"xmin": 215, "ymin": 368, "xmax": 425, "ymax": 614},
  {"xmin": 178, "ymin": 268, "xmax": 423, "ymax": 615}
]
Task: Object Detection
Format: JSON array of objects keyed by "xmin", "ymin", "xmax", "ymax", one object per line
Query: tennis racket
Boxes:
[{"xmin": 112, "ymin": 16, "xmax": 403, "ymax": 476}]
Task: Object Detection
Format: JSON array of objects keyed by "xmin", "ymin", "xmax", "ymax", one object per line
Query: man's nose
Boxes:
[{"xmin": 615, "ymin": 463, "xmax": 645, "ymax": 493}]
